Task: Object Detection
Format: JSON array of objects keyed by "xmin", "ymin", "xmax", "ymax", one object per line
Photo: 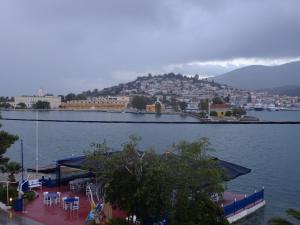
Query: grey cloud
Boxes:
[{"xmin": 0, "ymin": 0, "xmax": 299, "ymax": 95}]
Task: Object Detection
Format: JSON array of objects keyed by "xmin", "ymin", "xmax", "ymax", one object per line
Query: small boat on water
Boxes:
[
  {"xmin": 266, "ymin": 104, "xmax": 276, "ymax": 111},
  {"xmin": 254, "ymin": 103, "xmax": 264, "ymax": 111}
]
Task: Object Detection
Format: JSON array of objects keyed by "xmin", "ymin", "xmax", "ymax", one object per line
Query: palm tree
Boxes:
[
  {"xmin": 1, "ymin": 161, "xmax": 21, "ymax": 183},
  {"xmin": 268, "ymin": 209, "xmax": 300, "ymax": 225}
]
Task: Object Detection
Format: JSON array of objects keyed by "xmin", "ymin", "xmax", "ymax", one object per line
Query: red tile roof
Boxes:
[{"xmin": 211, "ymin": 104, "xmax": 230, "ymax": 109}]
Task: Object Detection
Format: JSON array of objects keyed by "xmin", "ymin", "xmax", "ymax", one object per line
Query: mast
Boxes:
[{"xmin": 35, "ymin": 111, "xmax": 39, "ymax": 177}]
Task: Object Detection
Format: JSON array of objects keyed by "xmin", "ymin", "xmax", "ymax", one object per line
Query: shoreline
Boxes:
[{"xmin": 0, "ymin": 108, "xmax": 183, "ymax": 116}]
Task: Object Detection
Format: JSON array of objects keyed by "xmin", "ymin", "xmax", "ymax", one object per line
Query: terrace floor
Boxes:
[
  {"xmin": 222, "ymin": 191, "xmax": 245, "ymax": 206},
  {"xmin": 8, "ymin": 188, "xmax": 245, "ymax": 225},
  {"xmin": 13, "ymin": 186, "xmax": 90, "ymax": 225},
  {"xmin": 10, "ymin": 185, "xmax": 127, "ymax": 225}
]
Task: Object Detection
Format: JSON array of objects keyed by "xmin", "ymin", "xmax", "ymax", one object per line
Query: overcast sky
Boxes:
[{"xmin": 1, "ymin": 0, "xmax": 300, "ymax": 96}]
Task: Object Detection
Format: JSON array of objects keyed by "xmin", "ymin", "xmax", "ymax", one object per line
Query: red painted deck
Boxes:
[
  {"xmin": 11, "ymin": 186, "xmax": 127, "ymax": 225},
  {"xmin": 14, "ymin": 186, "xmax": 90, "ymax": 225},
  {"xmin": 222, "ymin": 191, "xmax": 245, "ymax": 206}
]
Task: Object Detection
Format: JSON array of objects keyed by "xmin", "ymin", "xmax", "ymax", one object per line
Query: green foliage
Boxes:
[
  {"xmin": 268, "ymin": 208, "xmax": 300, "ymax": 225},
  {"xmin": 0, "ymin": 122, "xmax": 19, "ymax": 166},
  {"xmin": 0, "ymin": 102, "xmax": 11, "ymax": 109},
  {"xmin": 268, "ymin": 218, "xmax": 294, "ymax": 225},
  {"xmin": 232, "ymin": 107, "xmax": 246, "ymax": 117},
  {"xmin": 199, "ymin": 99, "xmax": 208, "ymax": 111},
  {"xmin": 210, "ymin": 111, "xmax": 218, "ymax": 117},
  {"xmin": 286, "ymin": 209, "xmax": 300, "ymax": 220},
  {"xmin": 131, "ymin": 96, "xmax": 150, "ymax": 110},
  {"xmin": 171, "ymin": 192, "xmax": 229, "ymax": 225},
  {"xmin": 0, "ymin": 186, "xmax": 18, "ymax": 203},
  {"xmin": 224, "ymin": 95, "xmax": 230, "ymax": 103},
  {"xmin": 1, "ymin": 161, "xmax": 21, "ymax": 182},
  {"xmin": 24, "ymin": 191, "xmax": 36, "ymax": 201},
  {"xmin": 86, "ymin": 136, "xmax": 227, "ymax": 225},
  {"xmin": 16, "ymin": 102, "xmax": 26, "ymax": 109},
  {"xmin": 155, "ymin": 102, "xmax": 162, "ymax": 114},
  {"xmin": 32, "ymin": 101, "xmax": 50, "ymax": 109},
  {"xmin": 179, "ymin": 101, "xmax": 188, "ymax": 111},
  {"xmin": 199, "ymin": 111, "xmax": 207, "ymax": 118},
  {"xmin": 212, "ymin": 97, "xmax": 223, "ymax": 104},
  {"xmin": 247, "ymin": 93, "xmax": 252, "ymax": 103},
  {"xmin": 225, "ymin": 111, "xmax": 232, "ymax": 117},
  {"xmin": 171, "ymin": 97, "xmax": 179, "ymax": 112},
  {"xmin": 0, "ymin": 97, "xmax": 13, "ymax": 102}
]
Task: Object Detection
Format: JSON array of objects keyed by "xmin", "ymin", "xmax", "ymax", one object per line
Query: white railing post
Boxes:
[
  {"xmin": 6, "ymin": 181, "xmax": 9, "ymax": 206},
  {"xmin": 234, "ymin": 198, "xmax": 237, "ymax": 215}
]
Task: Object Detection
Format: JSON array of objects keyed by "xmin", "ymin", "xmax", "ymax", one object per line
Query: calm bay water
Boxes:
[{"xmin": 1, "ymin": 110, "xmax": 300, "ymax": 225}]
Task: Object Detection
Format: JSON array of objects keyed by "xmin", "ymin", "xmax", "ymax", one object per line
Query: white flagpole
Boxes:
[{"xmin": 35, "ymin": 111, "xmax": 39, "ymax": 177}]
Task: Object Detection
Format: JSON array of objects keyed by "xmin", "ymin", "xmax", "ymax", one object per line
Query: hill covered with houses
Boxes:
[{"xmin": 66, "ymin": 73, "xmax": 250, "ymax": 107}]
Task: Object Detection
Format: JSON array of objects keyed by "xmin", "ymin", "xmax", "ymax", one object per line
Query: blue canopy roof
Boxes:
[
  {"xmin": 57, "ymin": 154, "xmax": 251, "ymax": 181},
  {"xmin": 216, "ymin": 159, "xmax": 251, "ymax": 180}
]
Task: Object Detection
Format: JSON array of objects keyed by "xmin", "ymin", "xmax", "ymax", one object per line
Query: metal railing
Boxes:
[{"xmin": 223, "ymin": 188, "xmax": 264, "ymax": 216}]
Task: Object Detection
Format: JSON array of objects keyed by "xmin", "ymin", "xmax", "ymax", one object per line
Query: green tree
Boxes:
[
  {"xmin": 212, "ymin": 97, "xmax": 223, "ymax": 104},
  {"xmin": 64, "ymin": 93, "xmax": 77, "ymax": 102},
  {"xmin": 32, "ymin": 101, "xmax": 50, "ymax": 109},
  {"xmin": 0, "ymin": 120, "xmax": 18, "ymax": 166},
  {"xmin": 0, "ymin": 102, "xmax": 11, "ymax": 109},
  {"xmin": 86, "ymin": 136, "xmax": 227, "ymax": 225},
  {"xmin": 16, "ymin": 102, "xmax": 26, "ymax": 109},
  {"xmin": 247, "ymin": 92, "xmax": 252, "ymax": 103},
  {"xmin": 1, "ymin": 161, "xmax": 21, "ymax": 182},
  {"xmin": 171, "ymin": 192, "xmax": 229, "ymax": 225},
  {"xmin": 210, "ymin": 111, "xmax": 218, "ymax": 117},
  {"xmin": 171, "ymin": 97, "xmax": 179, "ymax": 112},
  {"xmin": 131, "ymin": 96, "xmax": 149, "ymax": 110},
  {"xmin": 232, "ymin": 107, "xmax": 246, "ymax": 117},
  {"xmin": 268, "ymin": 208, "xmax": 300, "ymax": 225},
  {"xmin": 224, "ymin": 95, "xmax": 230, "ymax": 103},
  {"xmin": 155, "ymin": 102, "xmax": 162, "ymax": 114},
  {"xmin": 199, "ymin": 99, "xmax": 209, "ymax": 111},
  {"xmin": 225, "ymin": 111, "xmax": 232, "ymax": 117},
  {"xmin": 179, "ymin": 101, "xmax": 188, "ymax": 111}
]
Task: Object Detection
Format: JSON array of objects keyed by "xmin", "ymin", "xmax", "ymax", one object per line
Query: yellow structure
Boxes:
[
  {"xmin": 146, "ymin": 101, "xmax": 165, "ymax": 113},
  {"xmin": 210, "ymin": 104, "xmax": 231, "ymax": 118}
]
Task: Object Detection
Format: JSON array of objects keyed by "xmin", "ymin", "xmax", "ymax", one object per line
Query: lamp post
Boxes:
[
  {"xmin": 208, "ymin": 100, "xmax": 211, "ymax": 120},
  {"xmin": 21, "ymin": 139, "xmax": 24, "ymax": 182}
]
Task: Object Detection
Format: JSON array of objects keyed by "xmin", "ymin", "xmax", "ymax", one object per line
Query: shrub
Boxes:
[
  {"xmin": 210, "ymin": 111, "xmax": 218, "ymax": 117},
  {"xmin": 225, "ymin": 111, "xmax": 232, "ymax": 117},
  {"xmin": 0, "ymin": 185, "xmax": 18, "ymax": 204},
  {"xmin": 24, "ymin": 191, "xmax": 36, "ymax": 201}
]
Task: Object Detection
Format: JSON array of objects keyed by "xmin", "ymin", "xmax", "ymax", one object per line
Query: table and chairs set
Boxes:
[
  {"xmin": 69, "ymin": 178, "xmax": 91, "ymax": 193},
  {"xmin": 43, "ymin": 191, "xmax": 80, "ymax": 212},
  {"xmin": 42, "ymin": 178, "xmax": 93, "ymax": 212}
]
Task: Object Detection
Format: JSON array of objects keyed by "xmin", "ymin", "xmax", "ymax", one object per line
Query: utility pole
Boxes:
[
  {"xmin": 36, "ymin": 111, "xmax": 39, "ymax": 177},
  {"xmin": 208, "ymin": 100, "xmax": 211, "ymax": 120},
  {"xmin": 21, "ymin": 139, "xmax": 24, "ymax": 181}
]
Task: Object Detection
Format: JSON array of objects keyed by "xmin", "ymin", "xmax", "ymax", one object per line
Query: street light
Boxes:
[{"xmin": 21, "ymin": 139, "xmax": 24, "ymax": 182}]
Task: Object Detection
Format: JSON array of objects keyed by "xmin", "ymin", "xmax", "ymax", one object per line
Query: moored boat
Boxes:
[{"xmin": 254, "ymin": 103, "xmax": 264, "ymax": 111}]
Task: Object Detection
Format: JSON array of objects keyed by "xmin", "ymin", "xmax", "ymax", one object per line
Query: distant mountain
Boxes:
[
  {"xmin": 258, "ymin": 85, "xmax": 300, "ymax": 97},
  {"xmin": 214, "ymin": 61, "xmax": 300, "ymax": 90}
]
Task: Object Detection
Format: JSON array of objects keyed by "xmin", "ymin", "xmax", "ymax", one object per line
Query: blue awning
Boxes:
[
  {"xmin": 216, "ymin": 159, "xmax": 251, "ymax": 180},
  {"xmin": 56, "ymin": 153, "xmax": 251, "ymax": 181}
]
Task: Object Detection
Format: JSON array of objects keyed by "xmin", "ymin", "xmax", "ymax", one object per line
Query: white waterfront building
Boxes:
[{"xmin": 14, "ymin": 89, "xmax": 62, "ymax": 109}]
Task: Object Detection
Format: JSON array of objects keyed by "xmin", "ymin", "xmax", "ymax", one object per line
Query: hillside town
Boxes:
[{"xmin": 1, "ymin": 74, "xmax": 300, "ymax": 114}]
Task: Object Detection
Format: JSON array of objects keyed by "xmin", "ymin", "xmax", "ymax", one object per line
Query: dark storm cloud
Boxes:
[{"xmin": 0, "ymin": 0, "xmax": 299, "ymax": 95}]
